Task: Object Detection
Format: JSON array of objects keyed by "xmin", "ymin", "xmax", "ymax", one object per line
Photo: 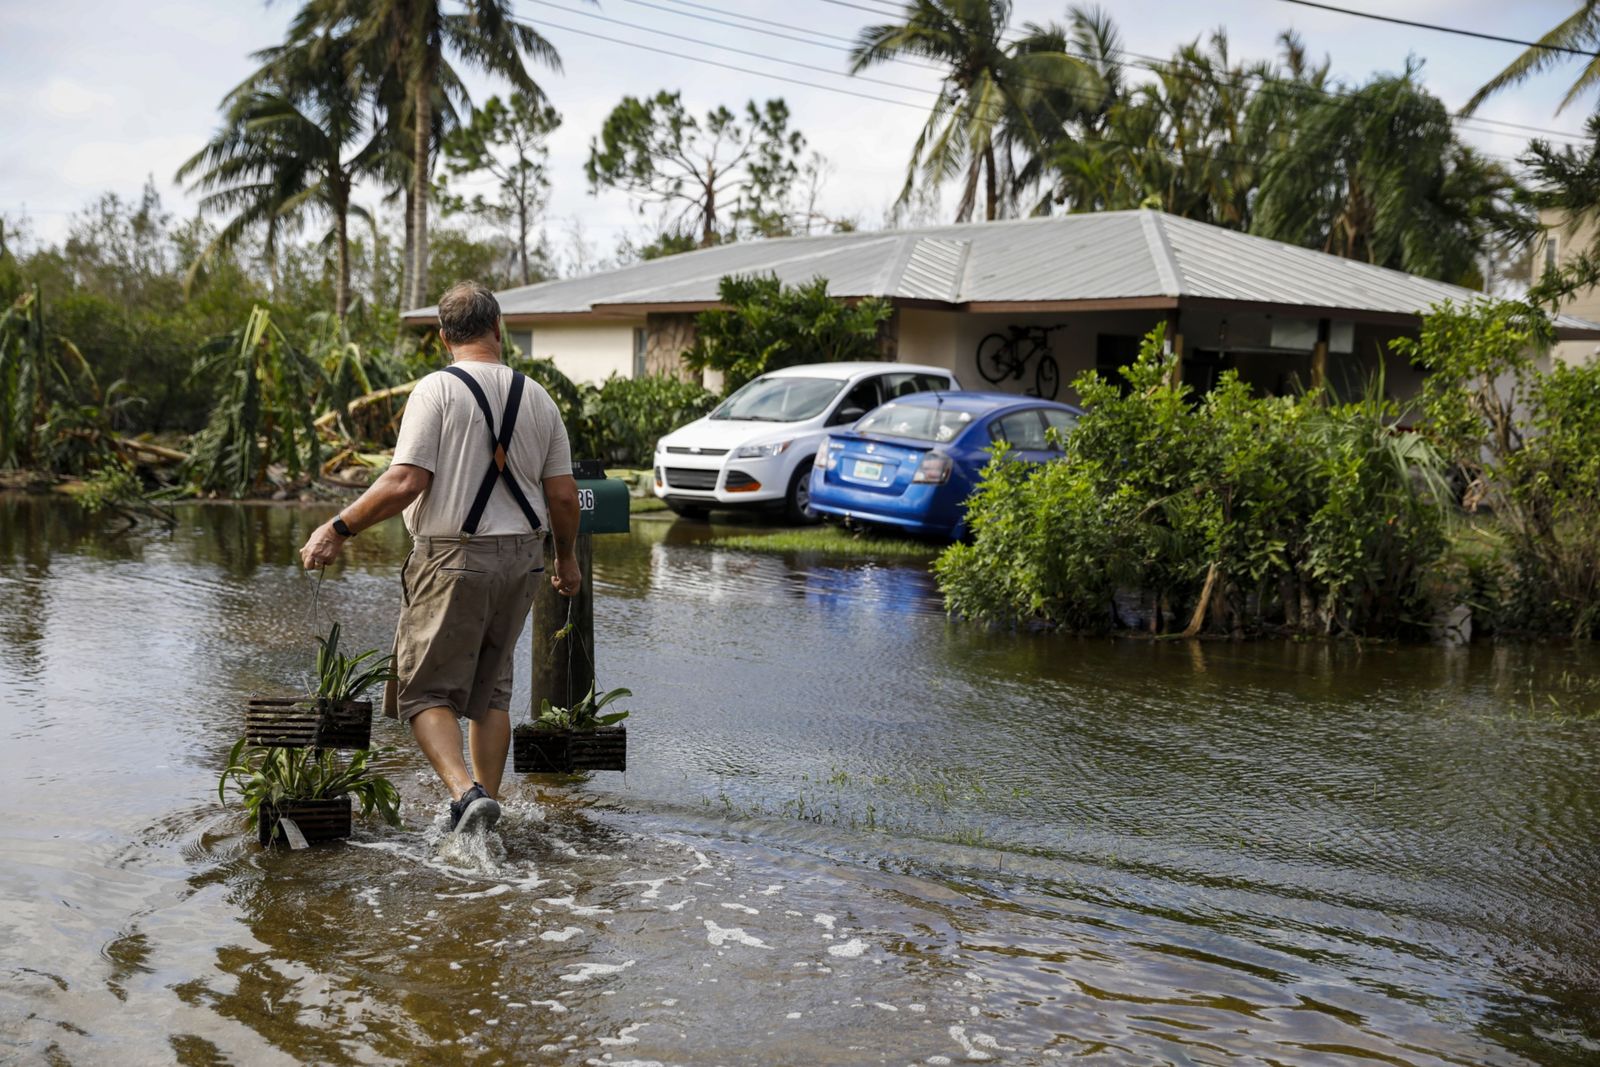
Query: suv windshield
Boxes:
[
  {"xmin": 710, "ymin": 376, "xmax": 843, "ymax": 422},
  {"xmin": 855, "ymin": 402, "xmax": 974, "ymax": 443}
]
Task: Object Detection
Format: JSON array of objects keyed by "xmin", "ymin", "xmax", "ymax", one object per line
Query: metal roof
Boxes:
[{"xmin": 404, "ymin": 210, "xmax": 1600, "ymax": 337}]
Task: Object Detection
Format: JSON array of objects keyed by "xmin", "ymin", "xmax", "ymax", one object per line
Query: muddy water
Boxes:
[{"xmin": 1, "ymin": 497, "xmax": 1598, "ymax": 1065}]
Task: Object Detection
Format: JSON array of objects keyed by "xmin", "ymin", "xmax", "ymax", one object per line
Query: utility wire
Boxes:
[
  {"xmin": 517, "ymin": 8, "xmax": 1526, "ymax": 174},
  {"xmin": 535, "ymin": 0, "xmax": 1540, "ymax": 166},
  {"xmin": 1277, "ymin": 0, "xmax": 1600, "ymax": 58},
  {"xmin": 785, "ymin": 0, "xmax": 1586, "ymax": 145}
]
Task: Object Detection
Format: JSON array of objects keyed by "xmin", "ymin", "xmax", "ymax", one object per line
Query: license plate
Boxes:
[{"xmin": 853, "ymin": 459, "xmax": 883, "ymax": 480}]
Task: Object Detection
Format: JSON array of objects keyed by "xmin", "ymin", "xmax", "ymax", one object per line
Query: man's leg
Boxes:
[
  {"xmin": 468, "ymin": 709, "xmax": 511, "ymax": 799},
  {"xmin": 411, "ymin": 706, "xmax": 475, "ymax": 799}
]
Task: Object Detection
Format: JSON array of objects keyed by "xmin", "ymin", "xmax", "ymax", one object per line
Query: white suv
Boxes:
[{"xmin": 653, "ymin": 362, "xmax": 961, "ymax": 522}]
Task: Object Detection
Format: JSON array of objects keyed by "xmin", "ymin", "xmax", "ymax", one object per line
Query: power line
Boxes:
[
  {"xmin": 526, "ymin": 0, "xmax": 932, "ymax": 95},
  {"xmin": 604, "ymin": 0, "xmax": 1576, "ymax": 154},
  {"xmin": 780, "ymin": 0, "xmax": 1580, "ymax": 147},
  {"xmin": 1277, "ymin": 0, "xmax": 1600, "ymax": 58},
  {"xmin": 516, "ymin": 7, "xmax": 1527, "ymax": 177}
]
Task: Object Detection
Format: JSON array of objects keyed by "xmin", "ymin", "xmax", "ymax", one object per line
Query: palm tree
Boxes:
[
  {"xmin": 1465, "ymin": 2, "xmax": 1600, "ymax": 114},
  {"xmin": 1254, "ymin": 70, "xmax": 1533, "ymax": 285},
  {"xmin": 178, "ymin": 30, "xmax": 382, "ymax": 319},
  {"xmin": 295, "ymin": 0, "xmax": 561, "ymax": 309},
  {"xmin": 850, "ymin": 0, "xmax": 1093, "ymax": 222}
]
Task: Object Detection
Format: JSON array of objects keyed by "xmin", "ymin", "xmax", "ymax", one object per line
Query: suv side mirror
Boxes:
[{"xmin": 830, "ymin": 405, "xmax": 868, "ymax": 426}]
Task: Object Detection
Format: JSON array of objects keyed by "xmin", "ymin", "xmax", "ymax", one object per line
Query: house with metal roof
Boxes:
[{"xmin": 404, "ymin": 209, "xmax": 1600, "ymax": 400}]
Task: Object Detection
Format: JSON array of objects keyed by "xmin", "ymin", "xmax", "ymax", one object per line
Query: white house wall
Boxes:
[{"xmin": 508, "ymin": 319, "xmax": 643, "ymax": 385}]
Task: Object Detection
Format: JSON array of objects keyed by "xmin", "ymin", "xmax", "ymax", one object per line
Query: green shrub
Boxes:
[
  {"xmin": 1397, "ymin": 299, "xmax": 1600, "ymax": 637},
  {"xmin": 577, "ymin": 373, "xmax": 717, "ymax": 467},
  {"xmin": 936, "ymin": 326, "xmax": 1449, "ymax": 637},
  {"xmin": 684, "ymin": 274, "xmax": 891, "ymax": 391}
]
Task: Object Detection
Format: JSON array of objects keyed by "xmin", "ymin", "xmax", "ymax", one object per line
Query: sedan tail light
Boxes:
[{"xmin": 912, "ymin": 452, "xmax": 952, "ymax": 484}]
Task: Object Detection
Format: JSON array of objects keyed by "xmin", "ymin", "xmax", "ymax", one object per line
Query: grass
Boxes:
[
  {"xmin": 706, "ymin": 524, "xmax": 939, "ymax": 559},
  {"xmin": 630, "ymin": 495, "xmax": 669, "ymax": 513}
]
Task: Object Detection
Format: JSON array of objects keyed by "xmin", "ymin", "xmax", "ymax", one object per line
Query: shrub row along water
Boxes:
[{"xmin": 936, "ymin": 302, "xmax": 1600, "ymax": 640}]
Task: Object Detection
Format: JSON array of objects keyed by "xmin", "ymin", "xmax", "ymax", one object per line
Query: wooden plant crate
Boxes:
[
  {"xmin": 258, "ymin": 796, "xmax": 352, "ymax": 847},
  {"xmin": 245, "ymin": 698, "xmax": 372, "ymax": 750},
  {"xmin": 513, "ymin": 726, "xmax": 626, "ymax": 773}
]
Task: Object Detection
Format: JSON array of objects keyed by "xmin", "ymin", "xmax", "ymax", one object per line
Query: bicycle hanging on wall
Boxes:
[{"xmin": 974, "ymin": 325, "xmax": 1065, "ymax": 399}]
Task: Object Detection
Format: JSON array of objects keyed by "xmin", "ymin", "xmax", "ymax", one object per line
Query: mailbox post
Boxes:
[{"xmin": 530, "ymin": 460, "xmax": 631, "ymax": 715}]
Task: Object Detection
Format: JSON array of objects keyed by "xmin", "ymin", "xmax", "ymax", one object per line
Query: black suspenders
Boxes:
[{"xmin": 439, "ymin": 366, "xmax": 544, "ymax": 535}]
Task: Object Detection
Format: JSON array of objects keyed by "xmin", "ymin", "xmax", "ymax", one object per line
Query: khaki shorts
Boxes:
[{"xmin": 385, "ymin": 533, "xmax": 544, "ymax": 723}]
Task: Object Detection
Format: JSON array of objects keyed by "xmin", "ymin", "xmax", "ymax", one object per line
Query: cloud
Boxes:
[
  {"xmin": 60, "ymin": 136, "xmax": 200, "ymax": 192},
  {"xmin": 38, "ymin": 78, "xmax": 114, "ymax": 118}
]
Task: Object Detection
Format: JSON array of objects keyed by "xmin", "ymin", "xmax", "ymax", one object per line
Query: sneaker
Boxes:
[{"xmin": 449, "ymin": 782, "xmax": 501, "ymax": 835}]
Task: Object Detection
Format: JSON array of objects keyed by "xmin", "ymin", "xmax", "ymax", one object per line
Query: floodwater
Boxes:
[{"xmin": 2, "ymin": 497, "xmax": 1598, "ymax": 1066}]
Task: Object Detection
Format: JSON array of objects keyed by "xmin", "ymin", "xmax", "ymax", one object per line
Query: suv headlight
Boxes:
[{"xmin": 733, "ymin": 440, "xmax": 791, "ymax": 459}]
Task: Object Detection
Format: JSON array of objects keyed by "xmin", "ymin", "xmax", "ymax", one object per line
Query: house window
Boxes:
[
  {"xmin": 1545, "ymin": 234, "xmax": 1560, "ymax": 276},
  {"xmin": 508, "ymin": 329, "xmax": 534, "ymax": 360},
  {"xmin": 632, "ymin": 327, "xmax": 647, "ymax": 378}
]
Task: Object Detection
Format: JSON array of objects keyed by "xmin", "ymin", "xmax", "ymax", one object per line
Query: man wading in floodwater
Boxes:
[{"xmin": 299, "ymin": 281, "xmax": 581, "ymax": 836}]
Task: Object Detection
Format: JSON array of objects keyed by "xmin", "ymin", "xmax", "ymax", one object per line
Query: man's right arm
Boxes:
[{"xmin": 544, "ymin": 474, "xmax": 581, "ymax": 597}]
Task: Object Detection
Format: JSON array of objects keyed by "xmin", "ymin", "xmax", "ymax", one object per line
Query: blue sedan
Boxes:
[{"xmin": 808, "ymin": 392, "xmax": 1082, "ymax": 540}]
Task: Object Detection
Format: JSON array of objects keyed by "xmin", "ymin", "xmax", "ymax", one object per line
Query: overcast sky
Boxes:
[{"xmin": 0, "ymin": 0, "xmax": 1590, "ymax": 261}]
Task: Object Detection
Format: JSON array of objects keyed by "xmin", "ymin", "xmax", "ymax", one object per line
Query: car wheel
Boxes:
[
  {"xmin": 666, "ymin": 500, "xmax": 711, "ymax": 520},
  {"xmin": 784, "ymin": 461, "xmax": 819, "ymax": 525}
]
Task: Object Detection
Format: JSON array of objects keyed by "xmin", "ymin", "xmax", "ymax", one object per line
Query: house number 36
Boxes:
[{"xmin": 578, "ymin": 488, "xmax": 595, "ymax": 510}]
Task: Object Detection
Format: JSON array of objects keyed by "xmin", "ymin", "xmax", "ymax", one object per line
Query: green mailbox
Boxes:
[{"xmin": 573, "ymin": 460, "xmax": 630, "ymax": 534}]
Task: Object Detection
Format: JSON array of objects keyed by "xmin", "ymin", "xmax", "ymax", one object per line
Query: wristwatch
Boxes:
[{"xmin": 331, "ymin": 513, "xmax": 356, "ymax": 538}]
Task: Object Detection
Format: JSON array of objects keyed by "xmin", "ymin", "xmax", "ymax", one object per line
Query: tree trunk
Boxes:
[
  {"xmin": 399, "ymin": 184, "xmax": 414, "ymax": 317},
  {"xmin": 518, "ymin": 198, "xmax": 531, "ymax": 285},
  {"xmin": 983, "ymin": 142, "xmax": 998, "ymax": 222},
  {"xmin": 408, "ymin": 76, "xmax": 432, "ymax": 310},
  {"xmin": 954, "ymin": 156, "xmax": 979, "ymax": 223},
  {"xmin": 701, "ymin": 161, "xmax": 717, "ymax": 248},
  {"xmin": 333, "ymin": 188, "xmax": 351, "ymax": 322}
]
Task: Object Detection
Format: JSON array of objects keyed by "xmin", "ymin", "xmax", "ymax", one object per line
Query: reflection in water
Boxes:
[{"xmin": 0, "ymin": 496, "xmax": 1598, "ymax": 1065}]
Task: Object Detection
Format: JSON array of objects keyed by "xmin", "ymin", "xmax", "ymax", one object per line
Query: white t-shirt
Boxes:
[{"xmin": 391, "ymin": 361, "xmax": 573, "ymax": 537}]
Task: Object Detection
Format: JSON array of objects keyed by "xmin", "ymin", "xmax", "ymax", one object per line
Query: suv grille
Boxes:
[
  {"xmin": 664, "ymin": 467, "xmax": 719, "ymax": 490},
  {"xmin": 666, "ymin": 446, "xmax": 729, "ymax": 456}
]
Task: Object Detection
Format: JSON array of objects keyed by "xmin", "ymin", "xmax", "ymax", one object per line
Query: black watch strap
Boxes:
[{"xmin": 332, "ymin": 514, "xmax": 355, "ymax": 538}]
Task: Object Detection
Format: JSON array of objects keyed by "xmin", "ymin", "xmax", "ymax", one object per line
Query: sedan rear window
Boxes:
[{"xmin": 856, "ymin": 402, "xmax": 975, "ymax": 443}]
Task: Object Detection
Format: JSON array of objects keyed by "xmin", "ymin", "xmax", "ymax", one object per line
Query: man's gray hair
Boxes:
[{"xmin": 437, "ymin": 281, "xmax": 502, "ymax": 345}]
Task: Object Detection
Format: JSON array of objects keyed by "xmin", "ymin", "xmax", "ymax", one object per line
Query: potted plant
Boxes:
[
  {"xmin": 513, "ymin": 683, "xmax": 631, "ymax": 773},
  {"xmin": 219, "ymin": 741, "xmax": 403, "ymax": 847},
  {"xmin": 245, "ymin": 623, "xmax": 393, "ymax": 749}
]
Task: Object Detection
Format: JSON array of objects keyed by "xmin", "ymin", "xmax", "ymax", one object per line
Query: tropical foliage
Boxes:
[
  {"xmin": 531, "ymin": 683, "xmax": 632, "ymax": 732},
  {"xmin": 218, "ymin": 740, "xmax": 403, "ymax": 831},
  {"xmin": 1396, "ymin": 300, "xmax": 1600, "ymax": 637},
  {"xmin": 315, "ymin": 621, "xmax": 398, "ymax": 703},
  {"xmin": 936, "ymin": 326, "xmax": 1451, "ymax": 637},
  {"xmin": 684, "ymin": 274, "xmax": 892, "ymax": 391}
]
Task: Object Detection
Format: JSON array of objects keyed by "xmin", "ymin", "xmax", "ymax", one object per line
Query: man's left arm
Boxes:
[{"xmin": 299, "ymin": 463, "xmax": 432, "ymax": 569}]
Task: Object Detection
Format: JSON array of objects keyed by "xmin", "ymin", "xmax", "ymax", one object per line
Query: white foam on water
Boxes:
[
  {"xmin": 874, "ymin": 1003, "xmax": 898, "ymax": 1011},
  {"xmin": 908, "ymin": 1004, "xmax": 927, "ymax": 1014},
  {"xmin": 813, "ymin": 914, "xmax": 837, "ymax": 931},
  {"xmin": 688, "ymin": 850, "xmax": 711, "ymax": 872},
  {"xmin": 541, "ymin": 895, "xmax": 614, "ymax": 917},
  {"xmin": 664, "ymin": 897, "xmax": 693, "ymax": 912},
  {"xmin": 828, "ymin": 938, "xmax": 868, "ymax": 958},
  {"xmin": 436, "ymin": 883, "xmax": 515, "ymax": 901},
  {"xmin": 619, "ymin": 878, "xmax": 670, "ymax": 901},
  {"xmin": 526, "ymin": 999, "xmax": 568, "ymax": 1013},
  {"xmin": 660, "ymin": 998, "xmax": 677, "ymax": 1007},
  {"xmin": 719, "ymin": 902, "xmax": 759, "ymax": 915},
  {"xmin": 948, "ymin": 1025, "xmax": 1008, "ymax": 1061},
  {"xmin": 560, "ymin": 960, "xmax": 635, "ymax": 983},
  {"xmin": 448, "ymin": 962, "xmax": 462, "ymax": 971},
  {"xmin": 540, "ymin": 926, "xmax": 584, "ymax": 942},
  {"xmin": 758, "ymin": 885, "xmax": 783, "ymax": 896},
  {"xmin": 596, "ymin": 1022, "xmax": 647, "ymax": 1047},
  {"xmin": 585, "ymin": 1060, "xmax": 665, "ymax": 1067},
  {"xmin": 702, "ymin": 920, "xmax": 769, "ymax": 949},
  {"xmin": 927, "ymin": 1057, "xmax": 953, "ymax": 1066}
]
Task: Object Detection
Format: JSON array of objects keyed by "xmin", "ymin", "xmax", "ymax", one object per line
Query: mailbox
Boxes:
[{"xmin": 573, "ymin": 459, "xmax": 630, "ymax": 535}]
